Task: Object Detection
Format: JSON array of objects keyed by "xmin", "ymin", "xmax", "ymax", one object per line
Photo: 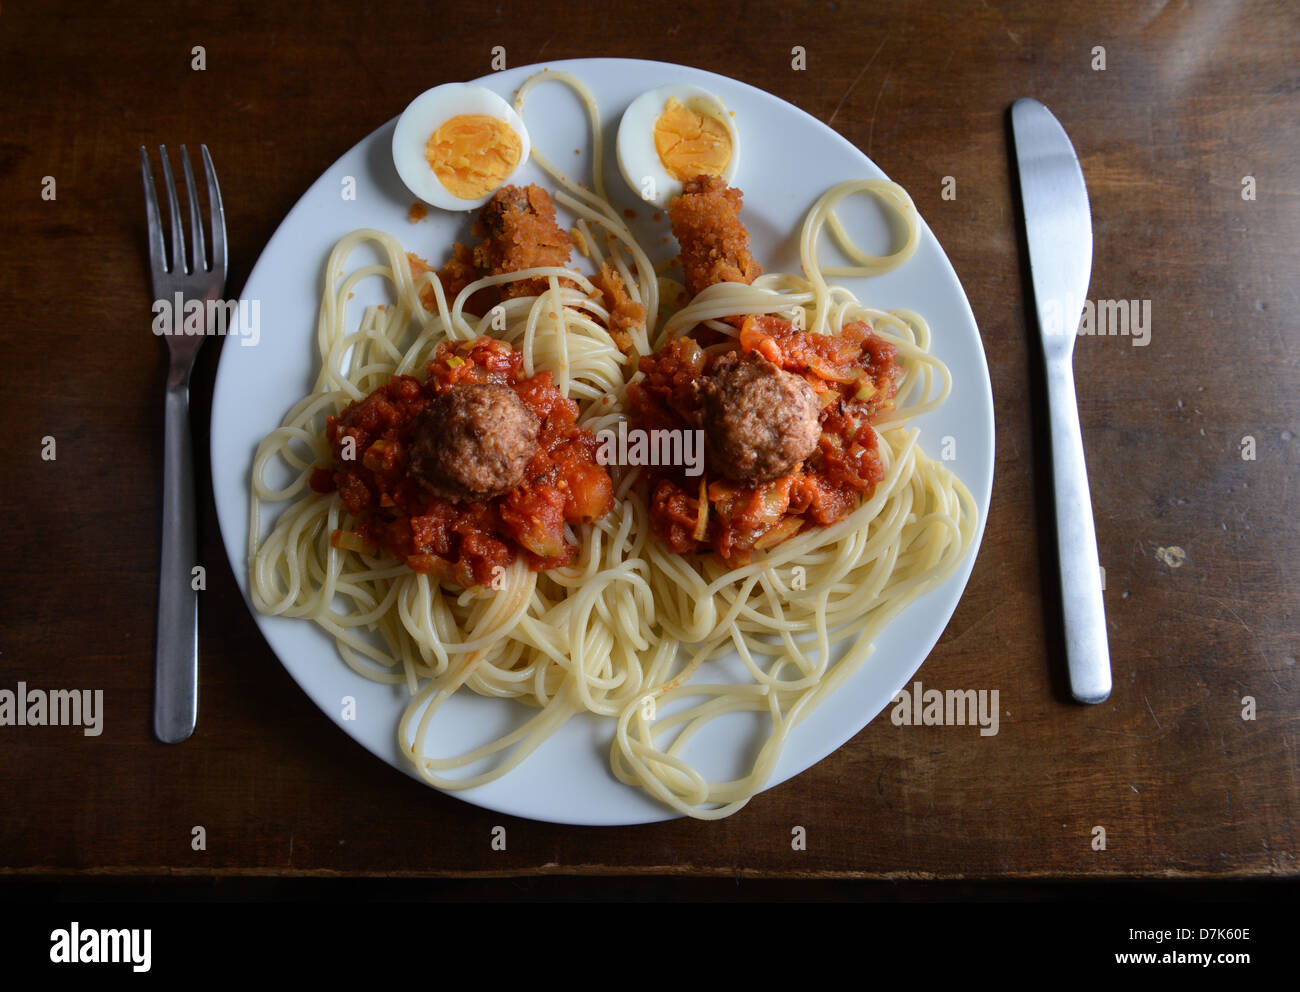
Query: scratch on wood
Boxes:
[
  {"xmin": 828, "ymin": 35, "xmax": 888, "ymax": 126},
  {"xmin": 1212, "ymin": 598, "xmax": 1254, "ymax": 636},
  {"xmin": 1144, "ymin": 694, "xmax": 1163, "ymax": 730},
  {"xmin": 1088, "ymin": 726, "xmax": 1156, "ymax": 741},
  {"xmin": 866, "ymin": 70, "xmax": 893, "ymax": 157}
]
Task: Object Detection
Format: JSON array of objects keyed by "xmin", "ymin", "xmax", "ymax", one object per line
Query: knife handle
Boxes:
[{"xmin": 1044, "ymin": 356, "xmax": 1112, "ymax": 703}]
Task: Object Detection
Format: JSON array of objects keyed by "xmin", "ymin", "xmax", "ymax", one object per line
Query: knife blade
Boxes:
[{"xmin": 1010, "ymin": 98, "xmax": 1112, "ymax": 704}]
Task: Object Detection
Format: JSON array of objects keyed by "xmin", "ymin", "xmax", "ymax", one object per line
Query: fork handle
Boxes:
[
  {"xmin": 1045, "ymin": 356, "xmax": 1112, "ymax": 704},
  {"xmin": 154, "ymin": 376, "xmax": 199, "ymax": 742}
]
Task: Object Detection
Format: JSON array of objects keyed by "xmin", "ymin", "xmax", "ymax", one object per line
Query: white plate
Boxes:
[{"xmin": 211, "ymin": 57, "xmax": 995, "ymax": 825}]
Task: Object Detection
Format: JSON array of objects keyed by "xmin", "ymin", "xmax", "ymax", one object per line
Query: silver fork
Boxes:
[{"xmin": 141, "ymin": 144, "xmax": 227, "ymax": 743}]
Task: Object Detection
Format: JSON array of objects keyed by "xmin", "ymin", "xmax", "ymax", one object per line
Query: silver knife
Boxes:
[{"xmin": 1010, "ymin": 98, "xmax": 1112, "ymax": 704}]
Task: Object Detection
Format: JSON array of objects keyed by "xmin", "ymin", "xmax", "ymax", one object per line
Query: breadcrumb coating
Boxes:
[{"xmin": 668, "ymin": 175, "xmax": 762, "ymax": 299}]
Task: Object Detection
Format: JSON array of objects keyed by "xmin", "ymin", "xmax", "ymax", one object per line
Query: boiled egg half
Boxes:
[
  {"xmin": 392, "ymin": 83, "xmax": 531, "ymax": 211},
  {"xmin": 617, "ymin": 84, "xmax": 739, "ymax": 208}
]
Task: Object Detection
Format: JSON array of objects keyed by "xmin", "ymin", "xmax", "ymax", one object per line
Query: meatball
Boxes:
[
  {"xmin": 696, "ymin": 351, "xmax": 821, "ymax": 484},
  {"xmin": 408, "ymin": 383, "xmax": 540, "ymax": 500}
]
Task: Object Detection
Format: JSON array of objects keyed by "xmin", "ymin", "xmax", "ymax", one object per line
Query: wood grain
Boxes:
[{"xmin": 0, "ymin": 0, "xmax": 1296, "ymax": 879}]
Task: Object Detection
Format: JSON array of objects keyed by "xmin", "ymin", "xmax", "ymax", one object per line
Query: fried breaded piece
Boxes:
[
  {"xmin": 408, "ymin": 243, "xmax": 491, "ymax": 315},
  {"xmin": 589, "ymin": 262, "xmax": 646, "ymax": 356},
  {"xmin": 668, "ymin": 175, "xmax": 763, "ymax": 299},
  {"xmin": 472, "ymin": 185, "xmax": 574, "ymax": 299}
]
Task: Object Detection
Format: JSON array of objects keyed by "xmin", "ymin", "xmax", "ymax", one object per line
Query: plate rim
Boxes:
[{"xmin": 211, "ymin": 55, "xmax": 996, "ymax": 825}]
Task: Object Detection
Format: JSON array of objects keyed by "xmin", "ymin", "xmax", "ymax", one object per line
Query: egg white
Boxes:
[
  {"xmin": 616, "ymin": 84, "xmax": 740, "ymax": 209},
  {"xmin": 392, "ymin": 83, "xmax": 531, "ymax": 211}
]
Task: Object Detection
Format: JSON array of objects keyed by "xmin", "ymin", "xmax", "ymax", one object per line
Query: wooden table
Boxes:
[{"xmin": 2, "ymin": 0, "xmax": 1296, "ymax": 890}]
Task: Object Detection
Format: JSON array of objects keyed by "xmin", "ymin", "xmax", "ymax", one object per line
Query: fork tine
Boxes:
[
  {"xmin": 140, "ymin": 147, "xmax": 166, "ymax": 276},
  {"xmin": 201, "ymin": 145, "xmax": 226, "ymax": 277},
  {"xmin": 158, "ymin": 145, "xmax": 187, "ymax": 275},
  {"xmin": 180, "ymin": 145, "xmax": 207, "ymax": 274}
]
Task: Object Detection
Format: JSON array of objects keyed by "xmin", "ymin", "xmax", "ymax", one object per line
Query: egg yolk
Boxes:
[
  {"xmin": 653, "ymin": 98, "xmax": 732, "ymax": 182},
  {"xmin": 425, "ymin": 115, "xmax": 522, "ymax": 200}
]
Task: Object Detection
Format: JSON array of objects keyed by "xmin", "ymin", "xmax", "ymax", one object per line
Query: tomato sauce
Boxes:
[
  {"xmin": 310, "ymin": 336, "xmax": 613, "ymax": 587},
  {"xmin": 627, "ymin": 315, "xmax": 902, "ymax": 561}
]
